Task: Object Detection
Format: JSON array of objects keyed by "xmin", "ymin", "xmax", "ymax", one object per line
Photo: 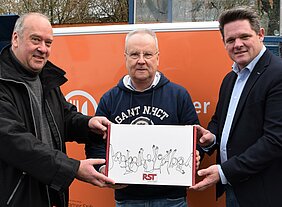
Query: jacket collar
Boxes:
[
  {"xmin": 227, "ymin": 49, "xmax": 271, "ymax": 137},
  {"xmin": 0, "ymin": 45, "xmax": 67, "ymax": 92}
]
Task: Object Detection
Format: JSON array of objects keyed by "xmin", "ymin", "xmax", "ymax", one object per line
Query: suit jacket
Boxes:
[{"xmin": 207, "ymin": 49, "xmax": 282, "ymax": 207}]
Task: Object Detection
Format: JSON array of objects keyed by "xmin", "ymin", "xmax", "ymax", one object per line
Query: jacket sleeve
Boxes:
[
  {"xmin": 0, "ymin": 85, "xmax": 80, "ymax": 192},
  {"xmin": 85, "ymin": 93, "xmax": 110, "ymax": 170},
  {"xmin": 206, "ymin": 73, "xmax": 235, "ymax": 156}
]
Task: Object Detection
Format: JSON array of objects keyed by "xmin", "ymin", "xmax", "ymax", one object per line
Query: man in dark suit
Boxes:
[{"xmin": 190, "ymin": 7, "xmax": 282, "ymax": 207}]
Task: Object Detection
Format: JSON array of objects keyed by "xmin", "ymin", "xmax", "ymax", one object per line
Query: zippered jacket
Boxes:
[{"xmin": 0, "ymin": 46, "xmax": 92, "ymax": 207}]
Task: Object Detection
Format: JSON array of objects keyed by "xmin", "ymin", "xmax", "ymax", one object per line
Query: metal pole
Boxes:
[
  {"xmin": 280, "ymin": 0, "xmax": 282, "ymax": 35},
  {"xmin": 167, "ymin": 0, "xmax": 172, "ymax": 22},
  {"xmin": 128, "ymin": 0, "xmax": 135, "ymax": 24}
]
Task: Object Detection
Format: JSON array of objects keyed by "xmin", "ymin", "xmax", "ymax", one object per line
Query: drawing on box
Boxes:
[{"xmin": 108, "ymin": 144, "xmax": 193, "ymax": 175}]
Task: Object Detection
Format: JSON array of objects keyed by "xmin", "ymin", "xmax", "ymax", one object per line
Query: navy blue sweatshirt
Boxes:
[{"xmin": 86, "ymin": 72, "xmax": 199, "ymax": 201}]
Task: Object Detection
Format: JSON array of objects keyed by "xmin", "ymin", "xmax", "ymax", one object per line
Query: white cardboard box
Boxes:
[{"xmin": 106, "ymin": 124, "xmax": 196, "ymax": 186}]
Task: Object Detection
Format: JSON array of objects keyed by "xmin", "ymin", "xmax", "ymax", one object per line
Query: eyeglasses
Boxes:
[{"xmin": 125, "ymin": 51, "xmax": 159, "ymax": 60}]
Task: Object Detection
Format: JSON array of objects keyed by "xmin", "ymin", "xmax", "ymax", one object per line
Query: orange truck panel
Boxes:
[{"xmin": 50, "ymin": 22, "xmax": 232, "ymax": 207}]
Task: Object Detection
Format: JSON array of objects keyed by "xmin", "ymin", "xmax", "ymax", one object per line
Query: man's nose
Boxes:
[
  {"xmin": 137, "ymin": 54, "xmax": 146, "ymax": 63},
  {"xmin": 234, "ymin": 38, "xmax": 244, "ymax": 48},
  {"xmin": 37, "ymin": 42, "xmax": 48, "ymax": 53}
]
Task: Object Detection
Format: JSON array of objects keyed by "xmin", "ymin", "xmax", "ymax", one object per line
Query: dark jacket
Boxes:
[
  {"xmin": 0, "ymin": 46, "xmax": 92, "ymax": 207},
  {"xmin": 86, "ymin": 72, "xmax": 199, "ymax": 201},
  {"xmin": 208, "ymin": 49, "xmax": 282, "ymax": 207}
]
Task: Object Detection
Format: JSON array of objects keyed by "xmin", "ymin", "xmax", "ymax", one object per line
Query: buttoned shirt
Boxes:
[{"xmin": 218, "ymin": 45, "xmax": 266, "ymax": 184}]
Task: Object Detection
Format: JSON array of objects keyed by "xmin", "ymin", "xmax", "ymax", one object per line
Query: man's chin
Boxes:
[
  {"xmin": 29, "ymin": 65, "xmax": 44, "ymax": 73},
  {"xmin": 234, "ymin": 56, "xmax": 249, "ymax": 65}
]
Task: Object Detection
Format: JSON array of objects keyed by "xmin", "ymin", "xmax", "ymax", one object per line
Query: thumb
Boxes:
[
  {"xmin": 87, "ymin": 158, "xmax": 106, "ymax": 165},
  {"xmin": 197, "ymin": 168, "xmax": 208, "ymax": 177},
  {"xmin": 199, "ymin": 136, "xmax": 205, "ymax": 144}
]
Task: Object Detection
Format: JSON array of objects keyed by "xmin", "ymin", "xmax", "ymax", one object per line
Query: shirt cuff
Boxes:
[
  {"xmin": 99, "ymin": 165, "xmax": 106, "ymax": 173},
  {"xmin": 217, "ymin": 164, "xmax": 228, "ymax": 184},
  {"xmin": 201, "ymin": 134, "xmax": 216, "ymax": 152}
]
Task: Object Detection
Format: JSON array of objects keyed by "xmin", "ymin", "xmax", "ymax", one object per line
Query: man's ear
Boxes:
[
  {"xmin": 11, "ymin": 31, "xmax": 19, "ymax": 48},
  {"xmin": 258, "ymin": 28, "xmax": 265, "ymax": 42}
]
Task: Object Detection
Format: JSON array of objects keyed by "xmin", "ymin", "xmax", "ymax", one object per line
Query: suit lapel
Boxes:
[
  {"xmin": 229, "ymin": 50, "xmax": 271, "ymax": 137},
  {"xmin": 219, "ymin": 72, "xmax": 237, "ymax": 133}
]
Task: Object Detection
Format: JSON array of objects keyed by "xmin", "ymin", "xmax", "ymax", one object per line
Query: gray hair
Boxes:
[
  {"xmin": 125, "ymin": 28, "xmax": 159, "ymax": 52},
  {"xmin": 13, "ymin": 12, "xmax": 50, "ymax": 37}
]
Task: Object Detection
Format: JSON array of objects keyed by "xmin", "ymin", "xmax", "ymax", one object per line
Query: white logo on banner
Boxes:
[{"xmin": 65, "ymin": 90, "xmax": 98, "ymax": 116}]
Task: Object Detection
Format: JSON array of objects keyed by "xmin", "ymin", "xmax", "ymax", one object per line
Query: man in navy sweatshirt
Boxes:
[{"xmin": 86, "ymin": 28, "xmax": 199, "ymax": 207}]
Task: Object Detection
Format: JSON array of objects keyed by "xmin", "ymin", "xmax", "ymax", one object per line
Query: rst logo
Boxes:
[{"xmin": 143, "ymin": 173, "xmax": 157, "ymax": 181}]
